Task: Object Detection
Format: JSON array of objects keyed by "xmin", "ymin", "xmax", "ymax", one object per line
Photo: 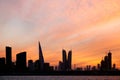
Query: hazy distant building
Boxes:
[
  {"xmin": 113, "ymin": 64, "xmax": 116, "ymax": 70},
  {"xmin": 92, "ymin": 66, "xmax": 96, "ymax": 71},
  {"xmin": 6, "ymin": 46, "xmax": 12, "ymax": 71},
  {"xmin": 39, "ymin": 42, "xmax": 44, "ymax": 71},
  {"xmin": 100, "ymin": 60, "xmax": 105, "ymax": 71},
  {"xmin": 97, "ymin": 64, "xmax": 100, "ymax": 70},
  {"xmin": 34, "ymin": 60, "xmax": 40, "ymax": 71},
  {"xmin": 16, "ymin": 52, "xmax": 27, "ymax": 72},
  {"xmin": 100, "ymin": 51, "xmax": 112, "ymax": 71},
  {"xmin": 104, "ymin": 56, "xmax": 108, "ymax": 70},
  {"xmin": 58, "ymin": 61, "xmax": 64, "ymax": 71},
  {"xmin": 28, "ymin": 60, "xmax": 34, "ymax": 71}
]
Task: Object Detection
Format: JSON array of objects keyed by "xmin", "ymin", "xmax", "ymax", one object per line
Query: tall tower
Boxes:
[
  {"xmin": 62, "ymin": 49, "xmax": 67, "ymax": 70},
  {"xmin": 6, "ymin": 46, "xmax": 12, "ymax": 70},
  {"xmin": 62, "ymin": 49, "xmax": 67, "ymax": 64},
  {"xmin": 68, "ymin": 50, "xmax": 72, "ymax": 70},
  {"xmin": 62, "ymin": 49, "xmax": 72, "ymax": 71},
  {"xmin": 108, "ymin": 51, "xmax": 112, "ymax": 70},
  {"xmin": 39, "ymin": 42, "xmax": 44, "ymax": 71}
]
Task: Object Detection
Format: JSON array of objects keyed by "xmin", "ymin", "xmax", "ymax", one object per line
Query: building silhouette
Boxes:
[
  {"xmin": 16, "ymin": 52, "xmax": 27, "ymax": 72},
  {"xmin": 28, "ymin": 60, "xmax": 34, "ymax": 72},
  {"xmin": 0, "ymin": 43, "xmax": 120, "ymax": 74},
  {"xmin": 0, "ymin": 57, "xmax": 5, "ymax": 72},
  {"xmin": 39, "ymin": 42, "xmax": 44, "ymax": 71},
  {"xmin": 97, "ymin": 64, "xmax": 100, "ymax": 70},
  {"xmin": 43, "ymin": 63, "xmax": 54, "ymax": 71},
  {"xmin": 59, "ymin": 49, "xmax": 72, "ymax": 71},
  {"xmin": 68, "ymin": 50, "xmax": 72, "ymax": 70},
  {"xmin": 100, "ymin": 51, "xmax": 112, "ymax": 71},
  {"xmin": 108, "ymin": 51, "xmax": 112, "ymax": 70},
  {"xmin": 34, "ymin": 60, "xmax": 40, "ymax": 71},
  {"xmin": 0, "ymin": 57, "xmax": 5, "ymax": 65},
  {"xmin": 6, "ymin": 46, "xmax": 12, "ymax": 71},
  {"xmin": 62, "ymin": 49, "xmax": 67, "ymax": 70},
  {"xmin": 58, "ymin": 61, "xmax": 64, "ymax": 71}
]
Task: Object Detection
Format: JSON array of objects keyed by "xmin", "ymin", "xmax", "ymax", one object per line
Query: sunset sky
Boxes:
[{"xmin": 0, "ymin": 0, "xmax": 120, "ymax": 69}]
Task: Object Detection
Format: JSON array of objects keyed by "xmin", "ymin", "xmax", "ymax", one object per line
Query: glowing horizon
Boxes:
[{"xmin": 0, "ymin": 0, "xmax": 120, "ymax": 69}]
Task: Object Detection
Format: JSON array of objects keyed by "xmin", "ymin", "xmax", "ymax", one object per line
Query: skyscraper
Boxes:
[
  {"xmin": 62, "ymin": 49, "xmax": 67, "ymax": 70},
  {"xmin": 100, "ymin": 51, "xmax": 112, "ymax": 71},
  {"xmin": 68, "ymin": 50, "xmax": 72, "ymax": 70},
  {"xmin": 16, "ymin": 52, "xmax": 27, "ymax": 72},
  {"xmin": 39, "ymin": 42, "xmax": 44, "ymax": 71},
  {"xmin": 108, "ymin": 51, "xmax": 112, "ymax": 70},
  {"xmin": 61, "ymin": 49, "xmax": 72, "ymax": 71},
  {"xmin": 6, "ymin": 46, "xmax": 12, "ymax": 70},
  {"xmin": 104, "ymin": 56, "xmax": 108, "ymax": 70}
]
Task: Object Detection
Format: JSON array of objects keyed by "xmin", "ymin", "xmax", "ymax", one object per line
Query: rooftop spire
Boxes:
[{"xmin": 39, "ymin": 41, "xmax": 44, "ymax": 70}]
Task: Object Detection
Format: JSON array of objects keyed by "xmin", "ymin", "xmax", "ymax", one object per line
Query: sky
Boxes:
[{"xmin": 0, "ymin": 0, "xmax": 120, "ymax": 69}]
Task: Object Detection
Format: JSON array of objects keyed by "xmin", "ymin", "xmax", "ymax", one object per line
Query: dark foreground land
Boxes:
[{"xmin": 0, "ymin": 71, "xmax": 120, "ymax": 76}]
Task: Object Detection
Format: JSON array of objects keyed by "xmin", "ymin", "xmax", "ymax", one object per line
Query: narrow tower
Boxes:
[
  {"xmin": 68, "ymin": 50, "xmax": 72, "ymax": 70},
  {"xmin": 62, "ymin": 49, "xmax": 67, "ymax": 70},
  {"xmin": 6, "ymin": 46, "xmax": 12, "ymax": 71},
  {"xmin": 108, "ymin": 51, "xmax": 112, "ymax": 70},
  {"xmin": 39, "ymin": 42, "xmax": 44, "ymax": 71}
]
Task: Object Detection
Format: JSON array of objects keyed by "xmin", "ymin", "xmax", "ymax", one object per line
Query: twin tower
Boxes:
[{"xmin": 61, "ymin": 49, "xmax": 72, "ymax": 71}]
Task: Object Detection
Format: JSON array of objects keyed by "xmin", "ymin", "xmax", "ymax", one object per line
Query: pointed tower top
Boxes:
[{"xmin": 38, "ymin": 41, "xmax": 44, "ymax": 64}]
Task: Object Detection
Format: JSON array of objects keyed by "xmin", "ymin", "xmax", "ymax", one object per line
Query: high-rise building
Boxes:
[
  {"xmin": 6, "ymin": 46, "xmax": 12, "ymax": 71},
  {"xmin": 61, "ymin": 49, "xmax": 72, "ymax": 71},
  {"xmin": 62, "ymin": 49, "xmax": 67, "ymax": 70},
  {"xmin": 16, "ymin": 52, "xmax": 27, "ymax": 72},
  {"xmin": 108, "ymin": 51, "xmax": 112, "ymax": 70},
  {"xmin": 68, "ymin": 50, "xmax": 72, "ymax": 70},
  {"xmin": 100, "ymin": 51, "xmax": 112, "ymax": 71},
  {"xmin": 39, "ymin": 42, "xmax": 44, "ymax": 71},
  {"xmin": 104, "ymin": 56, "xmax": 108, "ymax": 70}
]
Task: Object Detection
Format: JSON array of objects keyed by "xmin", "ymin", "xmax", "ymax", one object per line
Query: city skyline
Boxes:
[
  {"xmin": 0, "ymin": 42, "xmax": 119, "ymax": 74},
  {"xmin": 0, "ymin": 42, "xmax": 119, "ymax": 75},
  {"xmin": 0, "ymin": 42, "xmax": 118, "ymax": 71},
  {"xmin": 0, "ymin": 0, "xmax": 120, "ymax": 69}
]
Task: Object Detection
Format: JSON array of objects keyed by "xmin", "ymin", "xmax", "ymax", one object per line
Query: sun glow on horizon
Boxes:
[{"xmin": 0, "ymin": 0, "xmax": 120, "ymax": 69}]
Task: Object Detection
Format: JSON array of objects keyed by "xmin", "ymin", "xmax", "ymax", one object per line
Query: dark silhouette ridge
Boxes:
[{"xmin": 0, "ymin": 42, "xmax": 120, "ymax": 75}]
